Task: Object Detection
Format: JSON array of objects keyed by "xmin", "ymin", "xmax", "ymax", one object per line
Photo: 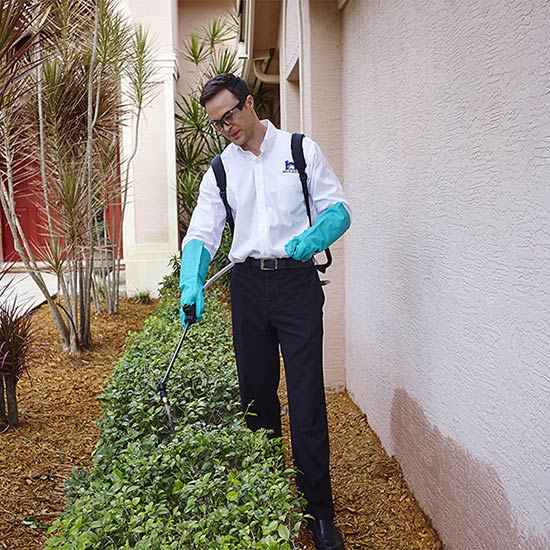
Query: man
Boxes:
[{"xmin": 179, "ymin": 73, "xmax": 350, "ymax": 550}]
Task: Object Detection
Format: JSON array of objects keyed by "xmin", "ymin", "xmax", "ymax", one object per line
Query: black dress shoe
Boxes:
[{"xmin": 308, "ymin": 519, "xmax": 344, "ymax": 550}]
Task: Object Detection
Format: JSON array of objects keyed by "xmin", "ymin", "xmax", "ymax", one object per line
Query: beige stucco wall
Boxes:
[
  {"xmin": 176, "ymin": 0, "xmax": 233, "ymax": 100},
  {"xmin": 279, "ymin": 0, "xmax": 347, "ymax": 390},
  {"xmin": 341, "ymin": 0, "xmax": 550, "ymax": 548}
]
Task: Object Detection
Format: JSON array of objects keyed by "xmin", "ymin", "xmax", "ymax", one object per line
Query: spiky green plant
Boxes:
[
  {"xmin": 0, "ymin": 306, "xmax": 33, "ymax": 431},
  {"xmin": 0, "ymin": 0, "xmax": 158, "ymax": 354},
  {"xmin": 0, "ymin": 0, "xmax": 50, "ymax": 106},
  {"xmin": 130, "ymin": 289, "xmax": 152, "ymax": 305},
  {"xmin": 0, "ymin": 271, "xmax": 34, "ymax": 431}
]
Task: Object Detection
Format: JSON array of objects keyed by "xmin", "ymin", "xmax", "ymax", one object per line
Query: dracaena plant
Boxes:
[
  {"xmin": 0, "ymin": 269, "xmax": 34, "ymax": 432},
  {"xmin": 0, "ymin": 0, "xmax": 158, "ymax": 355}
]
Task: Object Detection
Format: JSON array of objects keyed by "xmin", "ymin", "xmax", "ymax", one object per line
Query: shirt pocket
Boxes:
[{"xmin": 276, "ymin": 174, "xmax": 307, "ymax": 226}]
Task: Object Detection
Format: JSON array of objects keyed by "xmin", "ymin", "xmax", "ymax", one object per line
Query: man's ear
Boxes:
[{"xmin": 245, "ymin": 94, "xmax": 254, "ymax": 110}]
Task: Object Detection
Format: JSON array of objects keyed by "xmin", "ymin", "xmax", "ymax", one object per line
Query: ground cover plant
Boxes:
[{"xmin": 46, "ymin": 281, "xmax": 305, "ymax": 549}]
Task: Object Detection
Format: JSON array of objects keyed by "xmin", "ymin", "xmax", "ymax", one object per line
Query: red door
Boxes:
[
  {"xmin": 1, "ymin": 150, "xmax": 123, "ymax": 262},
  {"xmin": 1, "ymin": 172, "xmax": 48, "ymax": 263}
]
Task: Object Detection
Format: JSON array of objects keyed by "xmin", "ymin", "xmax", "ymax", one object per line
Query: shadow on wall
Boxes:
[{"xmin": 390, "ymin": 389, "xmax": 549, "ymax": 550}]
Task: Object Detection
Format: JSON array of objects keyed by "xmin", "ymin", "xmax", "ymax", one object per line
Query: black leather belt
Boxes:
[{"xmin": 244, "ymin": 257, "xmax": 313, "ymax": 271}]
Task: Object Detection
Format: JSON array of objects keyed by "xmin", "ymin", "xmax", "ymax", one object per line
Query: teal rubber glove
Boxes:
[
  {"xmin": 285, "ymin": 202, "xmax": 350, "ymax": 262},
  {"xmin": 179, "ymin": 239, "xmax": 211, "ymax": 325}
]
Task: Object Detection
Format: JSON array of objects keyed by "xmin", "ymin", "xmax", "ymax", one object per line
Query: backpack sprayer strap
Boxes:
[
  {"xmin": 212, "ymin": 154, "xmax": 234, "ymax": 234},
  {"xmin": 290, "ymin": 133, "xmax": 332, "ymax": 274}
]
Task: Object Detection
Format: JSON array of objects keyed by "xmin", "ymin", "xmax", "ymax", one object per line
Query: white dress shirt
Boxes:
[{"xmin": 183, "ymin": 120, "xmax": 350, "ymax": 263}]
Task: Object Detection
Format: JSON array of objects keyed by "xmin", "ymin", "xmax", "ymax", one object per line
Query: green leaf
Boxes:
[
  {"xmin": 22, "ymin": 517, "xmax": 38, "ymax": 529},
  {"xmin": 278, "ymin": 524, "xmax": 290, "ymax": 540},
  {"xmin": 226, "ymin": 490, "xmax": 239, "ymax": 501},
  {"xmin": 172, "ymin": 479, "xmax": 184, "ymax": 495},
  {"xmin": 113, "ymin": 468, "xmax": 123, "ymax": 481}
]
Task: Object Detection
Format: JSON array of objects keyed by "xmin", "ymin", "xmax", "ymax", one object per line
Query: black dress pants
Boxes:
[{"xmin": 230, "ymin": 261, "xmax": 334, "ymax": 520}]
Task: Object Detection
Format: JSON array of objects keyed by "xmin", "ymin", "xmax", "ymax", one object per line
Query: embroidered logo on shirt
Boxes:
[{"xmin": 282, "ymin": 160, "xmax": 298, "ymax": 174}]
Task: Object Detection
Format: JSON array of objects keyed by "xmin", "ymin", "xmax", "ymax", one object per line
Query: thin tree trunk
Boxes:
[
  {"xmin": 4, "ymin": 374, "xmax": 18, "ymax": 427},
  {"xmin": 114, "ymin": 109, "xmax": 142, "ymax": 313},
  {"xmin": 0, "ymin": 376, "xmax": 7, "ymax": 430},
  {"xmin": 36, "ymin": 42, "xmax": 55, "ymax": 239},
  {"xmin": 0, "ymin": 176, "xmax": 74, "ymax": 352},
  {"xmin": 91, "ymin": 276, "xmax": 101, "ymax": 314},
  {"xmin": 70, "ymin": 258, "xmax": 78, "ymax": 327},
  {"xmin": 81, "ymin": 1, "xmax": 101, "ymax": 348},
  {"xmin": 78, "ymin": 260, "xmax": 91, "ymax": 349},
  {"xmin": 95, "ymin": 220, "xmax": 110, "ymax": 314}
]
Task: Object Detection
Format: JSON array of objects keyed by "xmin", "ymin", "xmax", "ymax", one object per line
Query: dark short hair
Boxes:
[{"xmin": 199, "ymin": 73, "xmax": 251, "ymax": 107}]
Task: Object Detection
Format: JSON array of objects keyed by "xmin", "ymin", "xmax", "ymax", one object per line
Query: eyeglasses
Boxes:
[{"xmin": 209, "ymin": 97, "xmax": 247, "ymax": 132}]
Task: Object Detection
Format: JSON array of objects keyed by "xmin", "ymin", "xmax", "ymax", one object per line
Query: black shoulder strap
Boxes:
[
  {"xmin": 291, "ymin": 133, "xmax": 312, "ymax": 226},
  {"xmin": 290, "ymin": 133, "xmax": 332, "ymax": 273},
  {"xmin": 211, "ymin": 154, "xmax": 235, "ymax": 234}
]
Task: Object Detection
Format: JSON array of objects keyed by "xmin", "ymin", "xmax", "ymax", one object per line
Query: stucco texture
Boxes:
[{"xmin": 342, "ymin": 1, "xmax": 550, "ymax": 548}]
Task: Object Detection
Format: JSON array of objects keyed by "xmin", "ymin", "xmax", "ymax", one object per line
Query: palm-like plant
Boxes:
[
  {"xmin": 0, "ymin": 0, "xmax": 158, "ymax": 353},
  {"xmin": 0, "ymin": 0, "xmax": 49, "ymax": 106}
]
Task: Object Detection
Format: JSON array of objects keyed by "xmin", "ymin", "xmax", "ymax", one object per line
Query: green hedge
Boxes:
[{"xmin": 46, "ymin": 288, "xmax": 305, "ymax": 549}]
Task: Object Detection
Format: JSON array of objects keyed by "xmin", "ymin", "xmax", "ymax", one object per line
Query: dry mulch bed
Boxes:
[
  {"xmin": 0, "ymin": 299, "xmax": 442, "ymax": 550},
  {"xmin": 289, "ymin": 392, "xmax": 443, "ymax": 549}
]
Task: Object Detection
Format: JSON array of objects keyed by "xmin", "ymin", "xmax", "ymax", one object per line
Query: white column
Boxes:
[{"xmin": 123, "ymin": 53, "xmax": 179, "ymax": 297}]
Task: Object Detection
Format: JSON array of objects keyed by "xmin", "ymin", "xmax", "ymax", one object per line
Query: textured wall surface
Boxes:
[
  {"xmin": 342, "ymin": 0, "xmax": 550, "ymax": 548},
  {"xmin": 303, "ymin": 0, "xmax": 346, "ymax": 390}
]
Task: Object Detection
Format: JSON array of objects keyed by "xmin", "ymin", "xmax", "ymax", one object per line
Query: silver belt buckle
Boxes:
[{"xmin": 259, "ymin": 258, "xmax": 278, "ymax": 270}]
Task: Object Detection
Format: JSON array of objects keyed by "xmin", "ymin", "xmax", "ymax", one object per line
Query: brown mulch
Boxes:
[
  {"xmin": 286, "ymin": 392, "xmax": 443, "ymax": 549},
  {"xmin": 0, "ymin": 299, "xmax": 443, "ymax": 550}
]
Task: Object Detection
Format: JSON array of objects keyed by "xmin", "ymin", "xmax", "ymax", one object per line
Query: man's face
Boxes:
[{"xmin": 205, "ymin": 89, "xmax": 255, "ymax": 148}]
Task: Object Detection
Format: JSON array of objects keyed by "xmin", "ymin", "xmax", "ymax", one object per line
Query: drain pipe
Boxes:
[
  {"xmin": 252, "ymin": 51, "xmax": 279, "ymax": 84},
  {"xmin": 238, "ymin": 0, "xmax": 280, "ymax": 86}
]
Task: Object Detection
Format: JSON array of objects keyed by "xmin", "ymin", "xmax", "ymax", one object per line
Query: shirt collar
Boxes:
[
  {"xmin": 260, "ymin": 120, "xmax": 277, "ymax": 155},
  {"xmin": 234, "ymin": 119, "xmax": 277, "ymax": 158}
]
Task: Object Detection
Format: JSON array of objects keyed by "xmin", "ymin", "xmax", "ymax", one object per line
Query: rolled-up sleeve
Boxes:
[
  {"xmin": 181, "ymin": 167, "xmax": 227, "ymax": 259},
  {"xmin": 304, "ymin": 139, "xmax": 351, "ymax": 222}
]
